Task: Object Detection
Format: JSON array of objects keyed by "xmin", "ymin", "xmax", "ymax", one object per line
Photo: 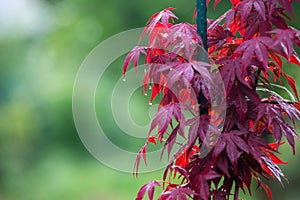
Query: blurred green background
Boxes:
[{"xmin": 0, "ymin": 0, "xmax": 300, "ymax": 199}]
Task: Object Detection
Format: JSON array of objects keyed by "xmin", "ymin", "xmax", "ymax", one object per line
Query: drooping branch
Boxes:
[{"xmin": 127, "ymin": 0, "xmax": 300, "ymax": 199}]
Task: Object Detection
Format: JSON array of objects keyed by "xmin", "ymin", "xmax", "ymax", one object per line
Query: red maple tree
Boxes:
[{"xmin": 122, "ymin": 0, "xmax": 300, "ymax": 199}]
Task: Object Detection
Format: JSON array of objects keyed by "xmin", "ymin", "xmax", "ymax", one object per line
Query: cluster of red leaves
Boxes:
[{"xmin": 123, "ymin": 0, "xmax": 300, "ymax": 199}]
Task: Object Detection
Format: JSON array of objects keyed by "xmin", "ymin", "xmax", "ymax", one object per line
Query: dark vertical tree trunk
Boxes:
[
  {"xmin": 196, "ymin": 0, "xmax": 208, "ymax": 51},
  {"xmin": 196, "ymin": 0, "xmax": 208, "ymax": 114}
]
